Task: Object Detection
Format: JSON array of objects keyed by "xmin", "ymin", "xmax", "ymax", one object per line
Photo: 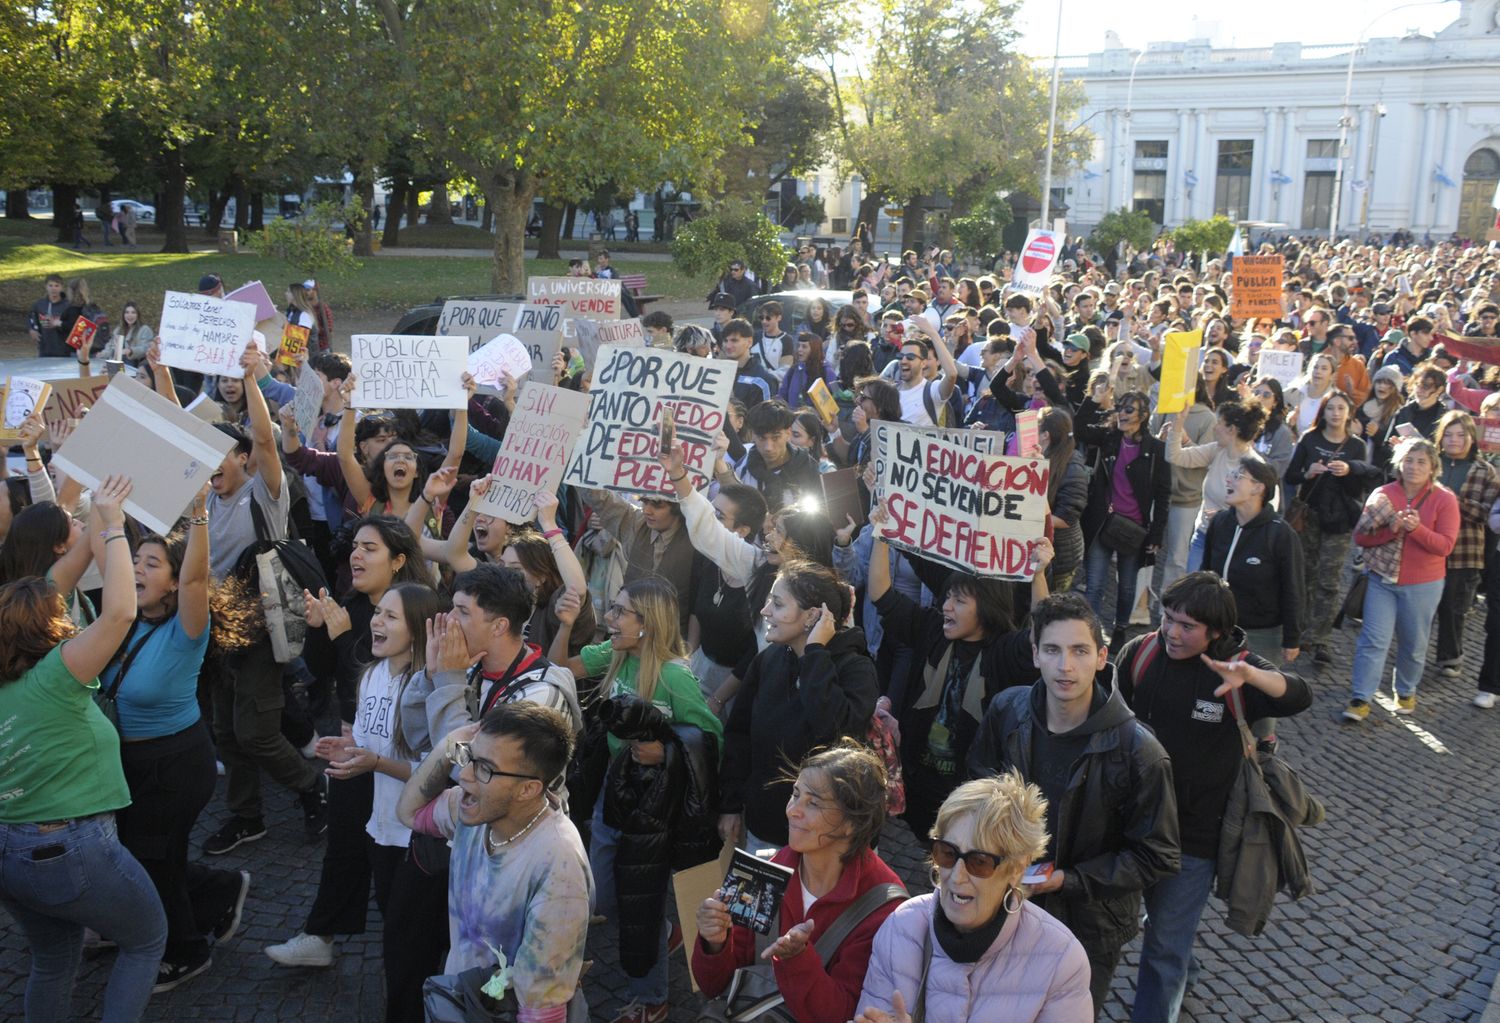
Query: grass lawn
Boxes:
[
  {"xmin": 391, "ymin": 221, "xmax": 671, "ymax": 255},
  {"xmin": 0, "ymin": 218, "xmax": 709, "ymax": 327}
]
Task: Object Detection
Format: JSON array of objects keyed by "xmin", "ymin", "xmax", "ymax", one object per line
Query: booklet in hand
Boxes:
[{"xmin": 720, "ymin": 848, "xmax": 793, "ymax": 935}]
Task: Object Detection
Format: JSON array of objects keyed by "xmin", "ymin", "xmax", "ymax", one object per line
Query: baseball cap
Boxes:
[
  {"xmin": 1063, "ymin": 332, "xmax": 1091, "ymax": 352},
  {"xmin": 198, "ymin": 273, "xmax": 223, "ymax": 294},
  {"xmin": 1103, "ymin": 282, "xmax": 1121, "ymax": 295},
  {"xmin": 709, "ymin": 293, "xmax": 737, "ymax": 312},
  {"xmin": 1371, "ymin": 302, "xmax": 1393, "ymax": 315}
]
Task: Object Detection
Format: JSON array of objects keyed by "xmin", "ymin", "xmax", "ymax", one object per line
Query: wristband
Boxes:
[
  {"xmin": 99, "ymin": 528, "xmax": 125, "ymax": 540},
  {"xmin": 669, "ymin": 471, "xmax": 687, "ymax": 483},
  {"xmin": 189, "ymin": 515, "xmax": 209, "ymax": 526},
  {"xmin": 542, "ymin": 528, "xmax": 564, "ymax": 540},
  {"xmin": 104, "ymin": 534, "xmax": 128, "ymax": 544}
]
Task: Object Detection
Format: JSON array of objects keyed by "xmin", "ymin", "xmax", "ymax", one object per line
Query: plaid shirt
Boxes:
[
  {"xmin": 1355, "ymin": 489, "xmax": 1405, "ymax": 583},
  {"xmin": 1450, "ymin": 458, "xmax": 1500, "ymax": 570}
]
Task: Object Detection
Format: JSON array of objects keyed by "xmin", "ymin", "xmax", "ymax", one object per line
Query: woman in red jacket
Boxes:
[
  {"xmin": 692, "ymin": 742, "xmax": 905, "ymax": 1022},
  {"xmin": 1345, "ymin": 437, "xmax": 1460, "ymax": 722}
]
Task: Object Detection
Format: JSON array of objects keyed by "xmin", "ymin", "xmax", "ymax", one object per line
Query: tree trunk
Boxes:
[
  {"xmin": 352, "ymin": 173, "xmax": 375, "ymax": 257},
  {"xmin": 208, "ymin": 179, "xmax": 234, "ymax": 236},
  {"xmin": 487, "ymin": 176, "xmax": 534, "ymax": 294},
  {"xmin": 537, "ymin": 202, "xmax": 565, "ymax": 259},
  {"xmin": 406, "ymin": 187, "xmax": 420, "ymax": 229},
  {"xmin": 480, "ymin": 199, "xmax": 492, "ymax": 232},
  {"xmin": 159, "ymin": 148, "xmax": 189, "ymax": 253},
  {"xmin": 6, "ymin": 189, "xmax": 31, "ymax": 218},
  {"xmin": 248, "ymin": 191, "xmax": 264, "ymax": 231},
  {"xmin": 51, "ymin": 182, "xmax": 77, "ymax": 243},
  {"xmin": 233, "ymin": 177, "xmax": 250, "ymax": 231},
  {"xmin": 382, "ymin": 179, "xmax": 405, "ymax": 246},
  {"xmin": 562, "ymin": 202, "xmax": 577, "ymax": 242},
  {"xmin": 856, "ymin": 192, "xmax": 885, "ymax": 245},
  {"xmin": 427, "ymin": 179, "xmax": 452, "ymax": 225},
  {"xmin": 901, "ymin": 198, "xmax": 925, "ymax": 253}
]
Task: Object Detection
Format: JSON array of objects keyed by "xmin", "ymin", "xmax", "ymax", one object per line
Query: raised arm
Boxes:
[
  {"xmin": 536, "ymin": 491, "xmax": 587, "ymax": 596},
  {"xmin": 146, "ymin": 341, "xmax": 181, "ymax": 408},
  {"xmin": 335, "ymin": 378, "xmax": 374, "ymax": 512},
  {"xmin": 437, "ymin": 476, "xmax": 488, "ymax": 573},
  {"xmin": 241, "ymin": 346, "xmax": 283, "ymax": 501},
  {"xmin": 179, "ymin": 487, "xmax": 211, "ymax": 640},
  {"xmin": 548, "ymin": 588, "xmax": 590, "ymax": 680},
  {"xmin": 60, "ymin": 477, "xmax": 137, "ymax": 683},
  {"xmin": 439, "ymin": 374, "xmax": 475, "ymax": 472},
  {"xmin": 396, "ymin": 722, "xmax": 477, "ymax": 832}
]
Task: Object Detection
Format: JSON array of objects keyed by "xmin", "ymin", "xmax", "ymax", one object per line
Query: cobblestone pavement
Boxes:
[{"xmin": 4, "ymin": 609, "xmax": 1498, "ymax": 1023}]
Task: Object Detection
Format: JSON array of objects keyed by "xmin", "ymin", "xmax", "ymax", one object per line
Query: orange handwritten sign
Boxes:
[{"xmin": 1230, "ymin": 255, "xmax": 1285, "ymax": 320}]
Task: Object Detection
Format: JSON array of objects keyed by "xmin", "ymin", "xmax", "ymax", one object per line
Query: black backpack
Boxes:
[{"xmin": 234, "ymin": 497, "xmax": 328, "ymax": 663}]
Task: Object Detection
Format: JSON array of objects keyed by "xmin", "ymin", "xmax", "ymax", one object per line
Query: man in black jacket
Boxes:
[
  {"xmin": 968, "ymin": 593, "xmax": 1180, "ymax": 1020},
  {"xmin": 1116, "ymin": 573, "xmax": 1312, "ymax": 1023}
]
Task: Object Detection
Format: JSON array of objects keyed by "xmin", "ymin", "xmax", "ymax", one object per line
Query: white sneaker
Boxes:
[
  {"xmin": 265, "ymin": 932, "xmax": 334, "ymax": 967},
  {"xmin": 1440, "ymin": 664, "xmax": 1461, "ymax": 678},
  {"xmin": 1474, "ymin": 692, "xmax": 1497, "ymax": 709}
]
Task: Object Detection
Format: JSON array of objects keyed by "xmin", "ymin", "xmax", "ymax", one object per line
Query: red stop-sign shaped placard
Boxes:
[{"xmin": 1021, "ymin": 234, "xmax": 1055, "ymax": 274}]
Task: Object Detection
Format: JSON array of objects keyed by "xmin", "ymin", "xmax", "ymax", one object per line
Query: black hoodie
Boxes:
[
  {"xmin": 968, "ymin": 665, "xmax": 1181, "ymax": 949},
  {"xmin": 1200, "ymin": 506, "xmax": 1305, "ymax": 648}
]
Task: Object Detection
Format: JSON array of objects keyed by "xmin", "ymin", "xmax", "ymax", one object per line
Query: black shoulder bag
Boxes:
[{"xmin": 94, "ymin": 620, "xmax": 165, "ymax": 731}]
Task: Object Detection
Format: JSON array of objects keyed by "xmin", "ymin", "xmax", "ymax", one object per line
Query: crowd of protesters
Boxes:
[{"xmin": 2, "ymin": 227, "xmax": 1497, "ymax": 1023}]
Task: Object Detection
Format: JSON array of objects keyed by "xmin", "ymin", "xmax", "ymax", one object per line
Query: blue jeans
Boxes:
[
  {"xmin": 0, "ymin": 814, "xmax": 167, "ymax": 1023},
  {"xmin": 589, "ymin": 802, "xmax": 669, "ymax": 1004},
  {"xmin": 1185, "ymin": 520, "xmax": 1208, "ymax": 574},
  {"xmin": 1086, "ymin": 535, "xmax": 1141, "ymax": 634},
  {"xmin": 1132, "ymin": 853, "xmax": 1216, "ymax": 1023},
  {"xmin": 1351, "ymin": 575, "xmax": 1445, "ymax": 701}
]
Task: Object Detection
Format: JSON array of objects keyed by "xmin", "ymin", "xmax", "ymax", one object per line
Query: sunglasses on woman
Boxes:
[{"xmin": 930, "ymin": 838, "xmax": 1006, "ymax": 878}]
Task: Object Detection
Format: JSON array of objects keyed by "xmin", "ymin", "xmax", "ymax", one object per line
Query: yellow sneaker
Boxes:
[
  {"xmin": 1395, "ymin": 694, "xmax": 1417, "ymax": 716},
  {"xmin": 1342, "ymin": 700, "xmax": 1371, "ymax": 722}
]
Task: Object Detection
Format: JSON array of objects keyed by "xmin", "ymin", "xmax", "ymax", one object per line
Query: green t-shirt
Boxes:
[
  {"xmin": 579, "ymin": 641, "xmax": 723, "ymax": 759},
  {"xmin": 0, "ymin": 645, "xmax": 131, "ymax": 823}
]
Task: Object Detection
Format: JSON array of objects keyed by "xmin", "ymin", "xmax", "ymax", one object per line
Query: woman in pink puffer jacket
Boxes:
[{"xmin": 854, "ymin": 774, "xmax": 1092, "ymax": 1023}]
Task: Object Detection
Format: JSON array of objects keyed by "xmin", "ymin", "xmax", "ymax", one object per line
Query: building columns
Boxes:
[{"xmin": 1412, "ymin": 103, "xmax": 1439, "ymax": 232}]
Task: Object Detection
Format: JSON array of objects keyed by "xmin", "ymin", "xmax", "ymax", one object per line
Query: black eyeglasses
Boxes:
[
  {"xmin": 899, "ymin": 353, "xmax": 920, "ymax": 361},
  {"xmin": 930, "ymin": 838, "xmax": 1006, "ymax": 878},
  {"xmin": 452, "ymin": 742, "xmax": 540, "ymax": 785}
]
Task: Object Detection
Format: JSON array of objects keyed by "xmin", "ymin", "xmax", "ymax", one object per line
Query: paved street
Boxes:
[{"xmin": 4, "ymin": 608, "xmax": 1497, "ymax": 1022}]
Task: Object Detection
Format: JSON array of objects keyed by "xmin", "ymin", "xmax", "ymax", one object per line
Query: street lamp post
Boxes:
[
  {"xmin": 1040, "ymin": 0, "xmax": 1065, "ymax": 227},
  {"xmin": 1120, "ymin": 48, "xmax": 1148, "ymax": 212}
]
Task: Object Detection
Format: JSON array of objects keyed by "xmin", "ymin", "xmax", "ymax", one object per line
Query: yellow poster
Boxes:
[{"xmin": 1155, "ymin": 328, "xmax": 1203, "ymax": 414}]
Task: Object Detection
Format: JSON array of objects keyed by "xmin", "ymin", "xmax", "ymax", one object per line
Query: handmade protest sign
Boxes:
[
  {"xmin": 43, "ymin": 376, "xmax": 111, "ymax": 432},
  {"xmin": 1, "ymin": 378, "xmax": 51, "ymax": 441},
  {"xmin": 51, "ymin": 374, "xmax": 236, "ymax": 535},
  {"xmin": 223, "ymin": 281, "xmax": 278, "ymax": 323},
  {"xmin": 511, "ymin": 303, "xmax": 563, "ymax": 380},
  {"xmin": 1480, "ymin": 416, "xmax": 1500, "ymax": 455},
  {"xmin": 1016, "ymin": 409, "xmax": 1041, "ymax": 457},
  {"xmin": 1008, "ymin": 229, "xmax": 1061, "ymax": 295},
  {"xmin": 871, "ymin": 421, "xmax": 1050, "ymax": 579},
  {"xmin": 527, "ymin": 276, "xmax": 622, "ymax": 324},
  {"xmin": 1230, "ymin": 255, "xmax": 1285, "ymax": 320},
  {"xmin": 476, "ymin": 383, "xmax": 591, "ymax": 524},
  {"xmin": 292, "ymin": 364, "xmax": 325, "ymax": 437},
  {"xmin": 563, "ymin": 344, "xmax": 734, "ymax": 498},
  {"xmin": 1156, "ymin": 328, "xmax": 1204, "ymax": 414},
  {"xmin": 1256, "ymin": 349, "xmax": 1303, "ymax": 388},
  {"xmin": 349, "ymin": 335, "xmax": 469, "ymax": 410},
  {"xmin": 437, "ymin": 299, "xmax": 526, "ymax": 350},
  {"xmin": 467, "ymin": 334, "xmax": 533, "ymax": 387},
  {"xmin": 157, "ymin": 291, "xmax": 257, "ymax": 378},
  {"xmin": 570, "ymin": 317, "xmax": 645, "ymax": 370},
  {"xmin": 279, "ymin": 323, "xmax": 310, "ymax": 367}
]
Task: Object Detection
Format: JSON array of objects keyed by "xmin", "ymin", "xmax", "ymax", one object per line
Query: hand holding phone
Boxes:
[{"xmin": 660, "ymin": 406, "xmax": 676, "ymax": 456}]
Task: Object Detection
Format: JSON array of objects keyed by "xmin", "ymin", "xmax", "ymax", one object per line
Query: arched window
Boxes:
[{"xmin": 1464, "ymin": 148, "xmax": 1500, "ymax": 179}]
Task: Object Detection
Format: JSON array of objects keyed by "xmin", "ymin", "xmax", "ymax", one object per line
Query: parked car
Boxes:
[
  {"xmin": 734, "ymin": 289, "xmax": 856, "ymax": 327},
  {"xmin": 115, "ymin": 199, "xmax": 155, "ymax": 223}
]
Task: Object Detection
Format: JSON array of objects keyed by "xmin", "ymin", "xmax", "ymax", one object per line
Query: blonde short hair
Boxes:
[{"xmin": 931, "ymin": 772, "xmax": 1049, "ymax": 866}]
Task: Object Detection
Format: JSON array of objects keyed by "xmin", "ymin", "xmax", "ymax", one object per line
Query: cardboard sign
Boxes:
[
  {"xmin": 1016, "ymin": 408, "xmax": 1041, "ymax": 457},
  {"xmin": 475, "ymin": 383, "xmax": 591, "ymax": 524},
  {"xmin": 1480, "ymin": 416, "xmax": 1500, "ymax": 455},
  {"xmin": 1009, "ymin": 229, "xmax": 1061, "ymax": 295},
  {"xmin": 279, "ymin": 323, "xmax": 310, "ymax": 367},
  {"xmin": 42, "ymin": 376, "xmax": 111, "ymax": 432},
  {"xmin": 467, "ymin": 334, "xmax": 533, "ymax": 387},
  {"xmin": 350, "ymin": 335, "xmax": 469, "ymax": 410},
  {"xmin": 223, "ymin": 280, "xmax": 278, "ymax": 323},
  {"xmin": 1256, "ymin": 349, "xmax": 1303, "ymax": 388},
  {"xmin": 563, "ymin": 345, "xmax": 734, "ymax": 498},
  {"xmin": 1230, "ymin": 255, "xmax": 1285, "ymax": 320},
  {"xmin": 437, "ymin": 299, "xmax": 526, "ymax": 349},
  {"xmin": 1, "ymin": 378, "xmax": 51, "ymax": 441},
  {"xmin": 526, "ymin": 276, "xmax": 622, "ymax": 325},
  {"xmin": 512, "ymin": 303, "xmax": 563, "ymax": 380},
  {"xmin": 51, "ymin": 374, "xmax": 236, "ymax": 535},
  {"xmin": 871, "ymin": 422, "xmax": 1050, "ymax": 579},
  {"xmin": 292, "ymin": 363, "xmax": 325, "ymax": 438},
  {"xmin": 570, "ymin": 317, "xmax": 645, "ymax": 370},
  {"xmin": 65, "ymin": 316, "xmax": 98, "ymax": 352},
  {"xmin": 1156, "ymin": 328, "xmax": 1204, "ymax": 414},
  {"xmin": 157, "ymin": 291, "xmax": 257, "ymax": 378}
]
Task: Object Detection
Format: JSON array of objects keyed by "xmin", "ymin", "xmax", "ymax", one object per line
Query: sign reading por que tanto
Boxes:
[
  {"xmin": 563, "ymin": 344, "xmax": 733, "ymax": 498},
  {"xmin": 873, "ymin": 422, "xmax": 1050, "ymax": 580}
]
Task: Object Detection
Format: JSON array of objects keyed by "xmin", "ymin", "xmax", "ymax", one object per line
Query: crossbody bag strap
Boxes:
[
  {"xmin": 909, "ymin": 922, "xmax": 935, "ymax": 1023},
  {"xmin": 811, "ymin": 883, "xmax": 907, "ymax": 962},
  {"xmin": 1224, "ymin": 684, "xmax": 1256, "ymax": 760},
  {"xmin": 103, "ymin": 620, "xmax": 165, "ymax": 702}
]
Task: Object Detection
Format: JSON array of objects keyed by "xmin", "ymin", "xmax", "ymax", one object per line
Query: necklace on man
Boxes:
[{"xmin": 484, "ymin": 803, "xmax": 548, "ymax": 855}]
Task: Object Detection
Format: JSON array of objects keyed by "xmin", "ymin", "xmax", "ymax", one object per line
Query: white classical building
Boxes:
[{"xmin": 1053, "ymin": 0, "xmax": 1500, "ymax": 240}]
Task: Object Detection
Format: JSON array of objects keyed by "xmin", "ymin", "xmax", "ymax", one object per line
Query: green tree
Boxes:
[
  {"xmin": 1170, "ymin": 216, "xmax": 1237, "ymax": 258},
  {"xmin": 718, "ymin": 64, "xmax": 836, "ymax": 201},
  {"xmin": 950, "ymin": 191, "xmax": 1013, "ymax": 265},
  {"xmin": 1090, "ymin": 208, "xmax": 1156, "ymax": 255},
  {"xmin": 405, "ymin": 0, "xmax": 751, "ymax": 292},
  {"xmin": 671, "ymin": 199, "xmax": 789, "ymax": 284},
  {"xmin": 257, "ymin": 197, "xmax": 364, "ymax": 277}
]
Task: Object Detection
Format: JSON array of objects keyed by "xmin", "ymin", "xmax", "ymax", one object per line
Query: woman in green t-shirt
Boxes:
[
  {"xmin": 551, "ymin": 577, "xmax": 721, "ymax": 1022},
  {"xmin": 0, "ymin": 476, "xmax": 169, "ymax": 1022}
]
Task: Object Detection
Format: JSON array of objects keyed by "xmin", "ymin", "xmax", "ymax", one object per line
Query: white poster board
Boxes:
[
  {"xmin": 349, "ymin": 335, "xmax": 469, "ymax": 410},
  {"xmin": 51, "ymin": 374, "xmax": 236, "ymax": 535},
  {"xmin": 157, "ymin": 291, "xmax": 258, "ymax": 378},
  {"xmin": 511, "ymin": 303, "xmax": 563, "ymax": 380},
  {"xmin": 437, "ymin": 299, "xmax": 526, "ymax": 350},
  {"xmin": 527, "ymin": 276, "xmax": 622, "ymax": 325},
  {"xmin": 292, "ymin": 364, "xmax": 325, "ymax": 437},
  {"xmin": 871, "ymin": 421, "xmax": 1049, "ymax": 579},
  {"xmin": 571, "ymin": 317, "xmax": 646, "ymax": 370},
  {"xmin": 1008, "ymin": 229, "xmax": 1061, "ymax": 296},
  {"xmin": 467, "ymin": 334, "xmax": 533, "ymax": 387},
  {"xmin": 475, "ymin": 383, "xmax": 591, "ymax": 524},
  {"xmin": 563, "ymin": 345, "xmax": 734, "ymax": 498},
  {"xmin": 1256, "ymin": 349, "xmax": 1303, "ymax": 388}
]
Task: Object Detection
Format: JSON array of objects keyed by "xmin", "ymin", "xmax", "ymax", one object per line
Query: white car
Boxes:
[{"xmin": 115, "ymin": 199, "xmax": 155, "ymax": 223}]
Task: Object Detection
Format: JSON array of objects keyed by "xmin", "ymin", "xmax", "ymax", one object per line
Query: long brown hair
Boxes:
[
  {"xmin": 0, "ymin": 578, "xmax": 75, "ymax": 683},
  {"xmin": 1037, "ymin": 406, "xmax": 1076, "ymax": 505}
]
